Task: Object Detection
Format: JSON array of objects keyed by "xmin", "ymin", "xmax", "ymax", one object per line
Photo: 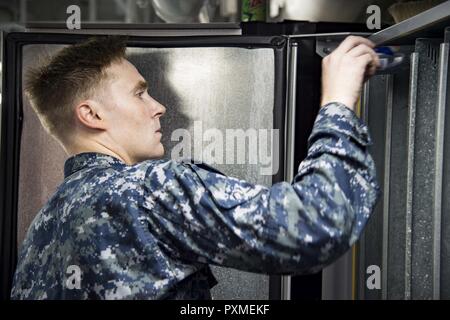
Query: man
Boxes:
[{"xmin": 11, "ymin": 35, "xmax": 381, "ymax": 299}]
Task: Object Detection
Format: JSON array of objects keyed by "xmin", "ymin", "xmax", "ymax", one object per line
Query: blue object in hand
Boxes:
[{"xmin": 375, "ymin": 46, "xmax": 405, "ymax": 71}]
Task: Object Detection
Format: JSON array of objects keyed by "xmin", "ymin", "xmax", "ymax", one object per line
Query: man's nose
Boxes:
[
  {"xmin": 157, "ymin": 102, "xmax": 166, "ymax": 117},
  {"xmin": 154, "ymin": 101, "xmax": 166, "ymax": 118}
]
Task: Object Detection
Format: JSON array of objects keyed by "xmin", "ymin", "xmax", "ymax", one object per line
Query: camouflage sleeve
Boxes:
[{"xmin": 143, "ymin": 102, "xmax": 381, "ymax": 275}]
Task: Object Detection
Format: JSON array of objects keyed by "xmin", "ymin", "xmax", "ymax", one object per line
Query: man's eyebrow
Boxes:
[{"xmin": 131, "ymin": 80, "xmax": 148, "ymax": 93}]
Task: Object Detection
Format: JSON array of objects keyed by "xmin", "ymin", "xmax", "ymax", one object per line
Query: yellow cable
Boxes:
[{"xmin": 352, "ymin": 96, "xmax": 362, "ymax": 300}]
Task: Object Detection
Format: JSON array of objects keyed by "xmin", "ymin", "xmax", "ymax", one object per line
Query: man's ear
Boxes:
[{"xmin": 74, "ymin": 100, "xmax": 107, "ymax": 131}]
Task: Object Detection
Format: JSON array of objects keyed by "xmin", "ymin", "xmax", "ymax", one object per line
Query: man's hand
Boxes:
[{"xmin": 321, "ymin": 36, "xmax": 380, "ymax": 112}]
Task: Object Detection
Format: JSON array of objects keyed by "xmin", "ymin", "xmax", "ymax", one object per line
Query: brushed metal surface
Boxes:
[{"xmin": 18, "ymin": 43, "xmax": 277, "ymax": 300}]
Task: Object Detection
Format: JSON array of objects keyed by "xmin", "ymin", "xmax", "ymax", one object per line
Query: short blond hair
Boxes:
[{"xmin": 24, "ymin": 36, "xmax": 127, "ymax": 140}]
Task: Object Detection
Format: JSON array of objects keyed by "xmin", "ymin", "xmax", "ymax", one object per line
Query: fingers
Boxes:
[
  {"xmin": 348, "ymin": 43, "xmax": 375, "ymax": 58},
  {"xmin": 348, "ymin": 43, "xmax": 381, "ymax": 68},
  {"xmin": 357, "ymin": 53, "xmax": 378, "ymax": 79},
  {"xmin": 356, "ymin": 53, "xmax": 374, "ymax": 67},
  {"xmin": 334, "ymin": 36, "xmax": 375, "ymax": 56},
  {"xmin": 329, "ymin": 36, "xmax": 380, "ymax": 78}
]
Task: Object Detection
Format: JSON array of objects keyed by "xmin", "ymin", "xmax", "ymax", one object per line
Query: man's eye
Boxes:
[{"xmin": 137, "ymin": 91, "xmax": 145, "ymax": 97}]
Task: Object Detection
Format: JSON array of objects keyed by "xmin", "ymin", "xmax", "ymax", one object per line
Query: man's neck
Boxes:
[{"xmin": 66, "ymin": 140, "xmax": 133, "ymax": 165}]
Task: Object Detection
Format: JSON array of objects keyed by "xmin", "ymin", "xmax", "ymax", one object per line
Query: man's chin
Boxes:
[
  {"xmin": 157, "ymin": 143, "xmax": 165, "ymax": 157},
  {"xmin": 134, "ymin": 144, "xmax": 164, "ymax": 162},
  {"xmin": 149, "ymin": 144, "xmax": 165, "ymax": 160}
]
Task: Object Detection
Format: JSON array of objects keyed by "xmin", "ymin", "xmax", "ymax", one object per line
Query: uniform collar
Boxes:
[{"xmin": 64, "ymin": 152, "xmax": 126, "ymax": 178}]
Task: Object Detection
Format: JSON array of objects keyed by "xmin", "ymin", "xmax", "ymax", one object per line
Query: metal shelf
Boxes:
[{"xmin": 369, "ymin": 1, "xmax": 450, "ymax": 45}]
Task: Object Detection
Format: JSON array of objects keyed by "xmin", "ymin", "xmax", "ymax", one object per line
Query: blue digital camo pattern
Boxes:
[{"xmin": 11, "ymin": 102, "xmax": 381, "ymax": 300}]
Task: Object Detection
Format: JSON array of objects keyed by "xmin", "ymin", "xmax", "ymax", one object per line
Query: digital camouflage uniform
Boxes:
[{"xmin": 11, "ymin": 102, "xmax": 381, "ymax": 299}]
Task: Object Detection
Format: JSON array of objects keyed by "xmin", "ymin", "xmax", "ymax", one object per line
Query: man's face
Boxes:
[{"xmin": 101, "ymin": 59, "xmax": 166, "ymax": 163}]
